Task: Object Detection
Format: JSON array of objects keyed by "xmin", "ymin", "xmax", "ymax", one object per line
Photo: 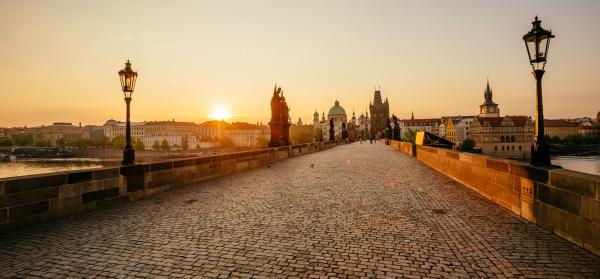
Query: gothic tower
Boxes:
[
  {"xmin": 369, "ymin": 87, "xmax": 390, "ymax": 136},
  {"xmin": 479, "ymin": 80, "xmax": 500, "ymax": 117}
]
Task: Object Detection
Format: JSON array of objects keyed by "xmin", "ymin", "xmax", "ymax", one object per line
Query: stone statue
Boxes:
[
  {"xmin": 329, "ymin": 118, "xmax": 335, "ymax": 141},
  {"xmin": 268, "ymin": 84, "xmax": 291, "ymax": 147}
]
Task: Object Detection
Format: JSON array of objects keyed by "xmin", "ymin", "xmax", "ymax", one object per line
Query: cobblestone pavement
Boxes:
[{"xmin": 1, "ymin": 143, "xmax": 600, "ymax": 278}]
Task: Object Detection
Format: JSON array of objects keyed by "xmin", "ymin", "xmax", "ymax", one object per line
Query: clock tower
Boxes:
[{"xmin": 479, "ymin": 80, "xmax": 500, "ymax": 117}]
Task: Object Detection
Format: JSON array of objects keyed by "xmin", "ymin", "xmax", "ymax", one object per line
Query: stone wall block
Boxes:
[
  {"xmin": 67, "ymin": 171, "xmax": 93, "ymax": 184},
  {"xmin": 50, "ymin": 196, "xmax": 85, "ymax": 218},
  {"xmin": 0, "ymin": 187, "xmax": 58, "ymax": 208},
  {"xmin": 0, "ymin": 208, "xmax": 6, "ymax": 224},
  {"xmin": 535, "ymin": 201, "xmax": 567, "ymax": 232},
  {"xmin": 81, "ymin": 187, "xmax": 119, "ymax": 204},
  {"xmin": 580, "ymin": 196, "xmax": 600, "ymax": 223},
  {"xmin": 565, "ymin": 214, "xmax": 599, "ymax": 250},
  {"xmin": 92, "ymin": 168, "xmax": 120, "ymax": 180},
  {"xmin": 9, "ymin": 200, "xmax": 50, "ymax": 220},
  {"xmin": 509, "ymin": 164, "xmax": 548, "ymax": 183},
  {"xmin": 537, "ymin": 183, "xmax": 580, "ymax": 215},
  {"xmin": 4, "ymin": 173, "xmax": 66, "ymax": 193},
  {"xmin": 101, "ymin": 177, "xmax": 120, "ymax": 190},
  {"xmin": 549, "ymin": 169, "xmax": 597, "ymax": 197}
]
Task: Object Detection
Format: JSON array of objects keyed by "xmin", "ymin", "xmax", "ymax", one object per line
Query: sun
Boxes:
[{"xmin": 210, "ymin": 106, "xmax": 230, "ymax": 120}]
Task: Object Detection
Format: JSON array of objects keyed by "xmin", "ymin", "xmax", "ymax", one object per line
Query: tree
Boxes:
[
  {"xmin": 111, "ymin": 135, "xmax": 125, "ymax": 149},
  {"xmin": 461, "ymin": 138, "xmax": 475, "ymax": 152},
  {"xmin": 160, "ymin": 139, "xmax": 170, "ymax": 151},
  {"xmin": 34, "ymin": 140, "xmax": 53, "ymax": 147},
  {"xmin": 152, "ymin": 140, "xmax": 160, "ymax": 150},
  {"xmin": 134, "ymin": 139, "xmax": 145, "ymax": 151},
  {"xmin": 55, "ymin": 138, "xmax": 66, "ymax": 147},
  {"xmin": 98, "ymin": 135, "xmax": 110, "ymax": 147},
  {"xmin": 12, "ymin": 135, "xmax": 33, "ymax": 146},
  {"xmin": 0, "ymin": 137, "xmax": 13, "ymax": 147},
  {"xmin": 403, "ymin": 128, "xmax": 416, "ymax": 143}
]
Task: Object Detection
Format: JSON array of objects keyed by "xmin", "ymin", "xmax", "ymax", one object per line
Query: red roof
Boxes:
[
  {"xmin": 544, "ymin": 119, "xmax": 579, "ymax": 127},
  {"xmin": 475, "ymin": 116, "xmax": 530, "ymax": 127},
  {"xmin": 401, "ymin": 118, "xmax": 441, "ymax": 126},
  {"xmin": 441, "ymin": 115, "xmax": 475, "ymax": 123}
]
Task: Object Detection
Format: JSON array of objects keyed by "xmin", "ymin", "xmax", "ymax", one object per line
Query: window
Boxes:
[
  {"xmin": 512, "ymin": 146, "xmax": 515, "ymax": 151},
  {"xmin": 519, "ymin": 146, "xmax": 522, "ymax": 151},
  {"xmin": 500, "ymin": 136, "xmax": 505, "ymax": 142},
  {"xmin": 502, "ymin": 146, "xmax": 504, "ymax": 151},
  {"xmin": 511, "ymin": 135, "xmax": 515, "ymax": 142},
  {"xmin": 495, "ymin": 146, "xmax": 498, "ymax": 151}
]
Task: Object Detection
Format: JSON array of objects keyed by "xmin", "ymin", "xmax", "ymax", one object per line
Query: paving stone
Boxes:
[{"xmin": 0, "ymin": 143, "xmax": 599, "ymax": 278}]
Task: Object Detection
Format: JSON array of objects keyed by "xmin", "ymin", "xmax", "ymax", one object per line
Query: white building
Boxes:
[
  {"xmin": 102, "ymin": 119, "xmax": 146, "ymax": 140},
  {"xmin": 223, "ymin": 122, "xmax": 270, "ymax": 147},
  {"xmin": 313, "ymin": 100, "xmax": 348, "ymax": 141}
]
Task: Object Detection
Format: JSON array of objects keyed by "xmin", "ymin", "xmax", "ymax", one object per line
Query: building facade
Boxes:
[
  {"xmin": 544, "ymin": 119, "xmax": 580, "ymax": 139},
  {"xmin": 470, "ymin": 116, "xmax": 534, "ymax": 159},
  {"xmin": 103, "ymin": 119, "xmax": 146, "ymax": 140},
  {"xmin": 399, "ymin": 113, "xmax": 442, "ymax": 136},
  {"xmin": 445, "ymin": 117, "xmax": 475, "ymax": 146},
  {"xmin": 314, "ymin": 100, "xmax": 348, "ymax": 141}
]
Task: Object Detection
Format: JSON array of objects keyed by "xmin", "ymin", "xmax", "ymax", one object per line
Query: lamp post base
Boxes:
[
  {"xmin": 530, "ymin": 143, "xmax": 551, "ymax": 167},
  {"xmin": 122, "ymin": 148, "xmax": 135, "ymax": 165}
]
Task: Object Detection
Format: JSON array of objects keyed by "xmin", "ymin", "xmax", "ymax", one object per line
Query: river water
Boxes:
[
  {"xmin": 552, "ymin": 156, "xmax": 600, "ymax": 176},
  {"xmin": 0, "ymin": 158, "xmax": 114, "ymax": 179}
]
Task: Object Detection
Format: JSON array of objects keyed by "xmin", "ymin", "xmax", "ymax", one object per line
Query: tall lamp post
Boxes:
[
  {"xmin": 118, "ymin": 60, "xmax": 138, "ymax": 165},
  {"xmin": 523, "ymin": 16, "xmax": 555, "ymax": 167}
]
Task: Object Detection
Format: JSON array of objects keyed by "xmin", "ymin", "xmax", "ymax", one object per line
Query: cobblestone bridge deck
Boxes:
[{"xmin": 1, "ymin": 143, "xmax": 599, "ymax": 278}]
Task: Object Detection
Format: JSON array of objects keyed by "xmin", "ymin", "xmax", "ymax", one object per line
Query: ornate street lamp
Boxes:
[
  {"xmin": 118, "ymin": 60, "xmax": 138, "ymax": 165},
  {"xmin": 523, "ymin": 16, "xmax": 555, "ymax": 166}
]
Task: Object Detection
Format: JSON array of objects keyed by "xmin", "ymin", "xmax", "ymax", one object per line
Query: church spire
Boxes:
[{"xmin": 411, "ymin": 110, "xmax": 414, "ymax": 120}]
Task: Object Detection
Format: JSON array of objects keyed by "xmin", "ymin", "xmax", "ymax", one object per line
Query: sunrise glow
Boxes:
[{"xmin": 210, "ymin": 106, "xmax": 230, "ymax": 120}]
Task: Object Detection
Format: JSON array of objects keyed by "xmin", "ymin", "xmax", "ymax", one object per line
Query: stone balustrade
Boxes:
[
  {"xmin": 389, "ymin": 140, "xmax": 600, "ymax": 256},
  {"xmin": 0, "ymin": 141, "xmax": 341, "ymax": 233}
]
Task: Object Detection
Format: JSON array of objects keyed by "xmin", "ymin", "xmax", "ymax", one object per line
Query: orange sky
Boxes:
[{"xmin": 0, "ymin": 0, "xmax": 599, "ymax": 127}]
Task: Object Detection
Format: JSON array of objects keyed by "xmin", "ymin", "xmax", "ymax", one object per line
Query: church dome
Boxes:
[{"xmin": 328, "ymin": 100, "xmax": 346, "ymax": 116}]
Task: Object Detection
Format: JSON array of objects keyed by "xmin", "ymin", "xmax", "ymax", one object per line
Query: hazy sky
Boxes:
[{"xmin": 1, "ymin": 0, "xmax": 599, "ymax": 127}]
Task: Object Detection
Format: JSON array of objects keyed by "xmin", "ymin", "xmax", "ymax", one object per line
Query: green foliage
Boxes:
[
  {"xmin": 12, "ymin": 135, "xmax": 33, "ymax": 146},
  {"xmin": 0, "ymin": 137, "xmax": 13, "ymax": 146},
  {"xmin": 461, "ymin": 138, "xmax": 475, "ymax": 152},
  {"xmin": 34, "ymin": 140, "xmax": 53, "ymax": 147},
  {"xmin": 545, "ymin": 133, "xmax": 599, "ymax": 145},
  {"xmin": 111, "ymin": 135, "xmax": 125, "ymax": 149},
  {"xmin": 160, "ymin": 139, "xmax": 170, "ymax": 151},
  {"xmin": 62, "ymin": 137, "xmax": 111, "ymax": 148},
  {"xmin": 55, "ymin": 138, "xmax": 65, "ymax": 147},
  {"xmin": 403, "ymin": 128, "xmax": 416, "ymax": 143},
  {"xmin": 152, "ymin": 140, "xmax": 160, "ymax": 150},
  {"xmin": 134, "ymin": 138, "xmax": 145, "ymax": 151}
]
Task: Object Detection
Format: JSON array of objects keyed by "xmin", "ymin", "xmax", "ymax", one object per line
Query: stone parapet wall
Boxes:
[
  {"xmin": 389, "ymin": 140, "xmax": 600, "ymax": 256},
  {"xmin": 0, "ymin": 141, "xmax": 341, "ymax": 233}
]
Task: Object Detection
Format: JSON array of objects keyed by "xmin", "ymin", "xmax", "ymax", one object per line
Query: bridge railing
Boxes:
[
  {"xmin": 388, "ymin": 140, "xmax": 600, "ymax": 256},
  {"xmin": 0, "ymin": 141, "xmax": 344, "ymax": 234}
]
